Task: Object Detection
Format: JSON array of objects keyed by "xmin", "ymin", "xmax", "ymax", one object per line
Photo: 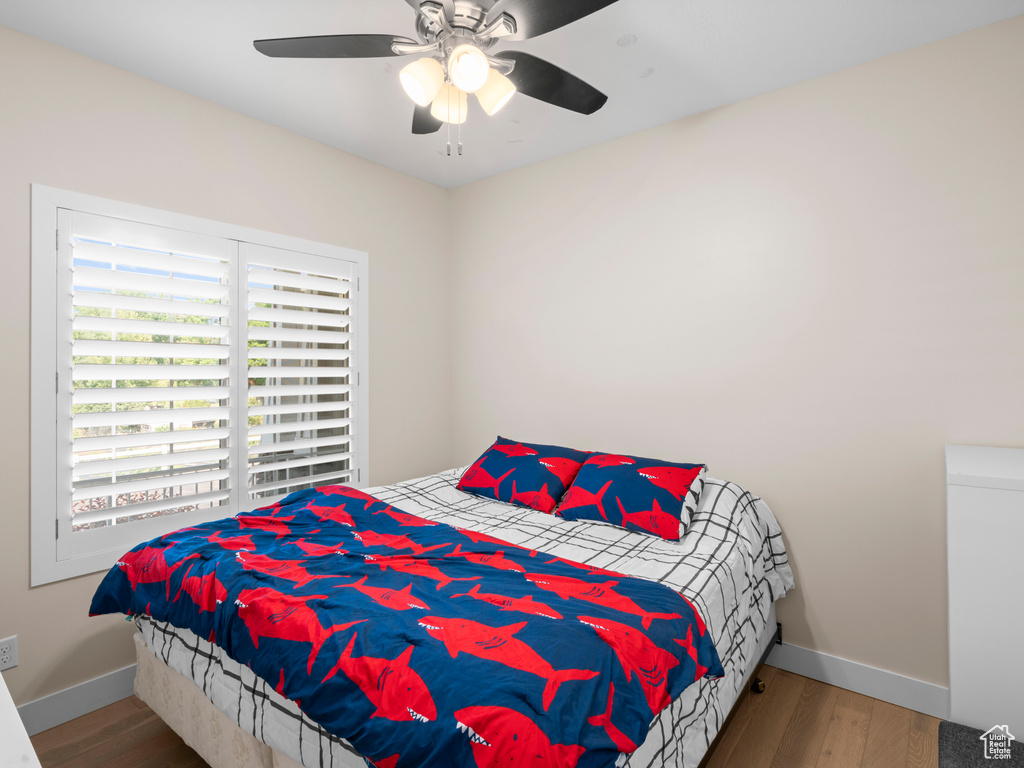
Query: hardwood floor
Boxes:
[
  {"xmin": 29, "ymin": 695, "xmax": 206, "ymax": 768},
  {"xmin": 705, "ymin": 666, "xmax": 939, "ymax": 768},
  {"xmin": 29, "ymin": 665, "xmax": 939, "ymax": 768}
]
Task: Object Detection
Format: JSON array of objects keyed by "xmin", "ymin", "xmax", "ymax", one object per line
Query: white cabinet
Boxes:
[{"xmin": 946, "ymin": 445, "xmax": 1024, "ymax": 735}]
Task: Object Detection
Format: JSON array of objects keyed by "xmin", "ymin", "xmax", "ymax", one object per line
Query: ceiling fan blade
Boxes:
[
  {"xmin": 412, "ymin": 104, "xmax": 443, "ymax": 134},
  {"xmin": 487, "ymin": 0, "xmax": 622, "ymax": 41},
  {"xmin": 253, "ymin": 34, "xmax": 416, "ymax": 58},
  {"xmin": 501, "ymin": 52, "xmax": 608, "ymax": 115}
]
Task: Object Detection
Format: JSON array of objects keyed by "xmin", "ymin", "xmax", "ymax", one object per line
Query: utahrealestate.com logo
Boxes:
[{"xmin": 980, "ymin": 726, "xmax": 1016, "ymax": 760}]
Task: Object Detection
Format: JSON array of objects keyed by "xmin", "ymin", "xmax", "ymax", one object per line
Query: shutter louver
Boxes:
[
  {"xmin": 245, "ymin": 249, "xmax": 355, "ymax": 500},
  {"xmin": 70, "ymin": 219, "xmax": 233, "ymax": 532}
]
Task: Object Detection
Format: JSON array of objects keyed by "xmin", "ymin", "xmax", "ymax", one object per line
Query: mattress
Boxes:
[{"xmin": 133, "ymin": 466, "xmax": 793, "ymax": 768}]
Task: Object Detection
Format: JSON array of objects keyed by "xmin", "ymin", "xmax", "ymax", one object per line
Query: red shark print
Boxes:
[
  {"xmin": 456, "ymin": 528, "xmax": 510, "ymax": 548},
  {"xmin": 374, "ymin": 508, "xmax": 439, "ymax": 527},
  {"xmin": 116, "ymin": 547, "xmax": 199, "ymax": 599},
  {"xmin": 451, "ymin": 584, "xmax": 562, "ymax": 620},
  {"xmin": 322, "ymin": 634, "xmax": 437, "ymax": 723},
  {"xmin": 235, "ymin": 551, "xmax": 331, "ymax": 589},
  {"xmin": 635, "ymin": 466, "xmax": 702, "ymax": 501},
  {"xmin": 543, "ymin": 557, "xmax": 627, "ymax": 578},
  {"xmin": 509, "ymin": 480, "xmax": 556, "ymax": 513},
  {"xmin": 588, "ymin": 454, "xmax": 636, "ymax": 467},
  {"xmin": 318, "ymin": 485, "xmax": 380, "ymax": 505},
  {"xmin": 537, "ymin": 457, "xmax": 583, "ymax": 487},
  {"xmin": 674, "ymin": 625, "xmax": 709, "ymax": 680},
  {"xmin": 364, "ymin": 554, "xmax": 479, "ymax": 591},
  {"xmin": 236, "ymin": 515, "xmax": 296, "ymax": 539},
  {"xmin": 173, "ymin": 563, "xmax": 227, "ymax": 612},
  {"xmin": 371, "ymin": 756, "xmax": 399, "ymax": 768},
  {"xmin": 353, "ymin": 529, "xmax": 448, "ymax": 556},
  {"xmin": 616, "ymin": 497, "xmax": 680, "ymax": 540},
  {"xmin": 455, "ymin": 528, "xmax": 537, "ymax": 557},
  {"xmin": 302, "ymin": 501, "xmax": 356, "ymax": 528},
  {"xmin": 491, "ymin": 442, "xmax": 539, "ymax": 458},
  {"xmin": 252, "ymin": 499, "xmax": 287, "ymax": 515},
  {"xmin": 587, "ymin": 682, "xmax": 638, "ymax": 753},
  {"xmin": 274, "ymin": 669, "xmax": 300, "ymax": 706},
  {"xmin": 459, "ymin": 465, "xmax": 515, "ymax": 496},
  {"xmin": 454, "ymin": 706, "xmax": 586, "ymax": 768},
  {"xmin": 523, "ymin": 573, "xmax": 681, "ymax": 630},
  {"xmin": 206, "ymin": 530, "xmax": 256, "ymax": 551},
  {"xmin": 557, "ymin": 480, "xmax": 613, "ymax": 520},
  {"xmin": 445, "ymin": 544, "xmax": 525, "ymax": 573},
  {"xmin": 234, "ymin": 587, "xmax": 365, "ymax": 674},
  {"xmin": 418, "ymin": 616, "xmax": 596, "ymax": 710},
  {"xmin": 578, "ymin": 615, "xmax": 679, "ymax": 714},
  {"xmin": 293, "ymin": 538, "xmax": 349, "ymax": 557},
  {"xmin": 335, "ymin": 576, "xmax": 429, "ymax": 611}
]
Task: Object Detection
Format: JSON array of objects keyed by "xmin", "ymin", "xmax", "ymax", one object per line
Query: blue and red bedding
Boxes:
[{"xmin": 90, "ymin": 485, "xmax": 722, "ymax": 768}]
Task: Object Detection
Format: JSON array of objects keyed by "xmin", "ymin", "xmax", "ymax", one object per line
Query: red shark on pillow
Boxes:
[
  {"xmin": 456, "ymin": 436, "xmax": 590, "ymax": 513},
  {"xmin": 556, "ymin": 453, "xmax": 707, "ymax": 541}
]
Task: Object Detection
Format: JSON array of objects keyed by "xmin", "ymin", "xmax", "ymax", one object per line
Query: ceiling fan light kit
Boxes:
[
  {"xmin": 474, "ymin": 67, "xmax": 516, "ymax": 116},
  {"xmin": 447, "ymin": 43, "xmax": 490, "ymax": 92},
  {"xmin": 254, "ymin": 0, "xmax": 619, "ymax": 144},
  {"xmin": 399, "ymin": 57, "xmax": 446, "ymax": 106},
  {"xmin": 430, "ymin": 83, "xmax": 468, "ymax": 124}
]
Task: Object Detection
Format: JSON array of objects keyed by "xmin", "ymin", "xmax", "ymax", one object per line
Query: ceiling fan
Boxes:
[{"xmin": 253, "ymin": 0, "xmax": 622, "ymax": 137}]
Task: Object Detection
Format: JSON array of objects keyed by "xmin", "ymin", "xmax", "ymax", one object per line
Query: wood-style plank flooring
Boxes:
[
  {"xmin": 29, "ymin": 665, "xmax": 939, "ymax": 768},
  {"xmin": 704, "ymin": 666, "xmax": 939, "ymax": 768}
]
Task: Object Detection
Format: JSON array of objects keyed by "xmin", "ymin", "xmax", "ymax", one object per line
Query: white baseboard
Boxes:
[
  {"xmin": 17, "ymin": 663, "xmax": 137, "ymax": 737},
  {"xmin": 767, "ymin": 642, "xmax": 950, "ymax": 719}
]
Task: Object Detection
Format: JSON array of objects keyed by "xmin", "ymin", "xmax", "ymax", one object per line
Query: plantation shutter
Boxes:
[
  {"xmin": 242, "ymin": 243, "xmax": 357, "ymax": 501},
  {"xmin": 62, "ymin": 210, "xmax": 236, "ymax": 555},
  {"xmin": 33, "ymin": 185, "xmax": 369, "ymax": 585}
]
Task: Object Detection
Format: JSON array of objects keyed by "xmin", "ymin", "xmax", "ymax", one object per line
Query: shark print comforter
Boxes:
[{"xmin": 90, "ymin": 484, "xmax": 723, "ymax": 768}]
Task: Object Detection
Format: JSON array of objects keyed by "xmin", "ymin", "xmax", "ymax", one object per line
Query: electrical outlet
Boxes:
[{"xmin": 0, "ymin": 635, "xmax": 17, "ymax": 671}]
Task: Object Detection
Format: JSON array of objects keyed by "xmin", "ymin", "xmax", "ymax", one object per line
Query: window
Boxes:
[{"xmin": 30, "ymin": 186, "xmax": 368, "ymax": 585}]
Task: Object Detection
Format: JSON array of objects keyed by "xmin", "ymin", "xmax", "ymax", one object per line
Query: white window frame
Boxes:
[{"xmin": 30, "ymin": 185, "xmax": 369, "ymax": 586}]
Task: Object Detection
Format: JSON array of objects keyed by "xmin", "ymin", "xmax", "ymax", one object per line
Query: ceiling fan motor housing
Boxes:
[{"xmin": 416, "ymin": 1, "xmax": 495, "ymax": 41}]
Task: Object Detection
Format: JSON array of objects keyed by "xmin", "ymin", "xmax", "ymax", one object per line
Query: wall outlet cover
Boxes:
[{"xmin": 0, "ymin": 635, "xmax": 18, "ymax": 671}]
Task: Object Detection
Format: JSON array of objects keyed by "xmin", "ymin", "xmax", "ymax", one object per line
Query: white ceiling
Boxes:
[{"xmin": 2, "ymin": 1, "xmax": 1020, "ymax": 188}]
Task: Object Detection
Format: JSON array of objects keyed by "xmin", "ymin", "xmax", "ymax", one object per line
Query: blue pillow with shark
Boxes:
[
  {"xmin": 556, "ymin": 454, "xmax": 706, "ymax": 540},
  {"xmin": 456, "ymin": 436, "xmax": 591, "ymax": 513}
]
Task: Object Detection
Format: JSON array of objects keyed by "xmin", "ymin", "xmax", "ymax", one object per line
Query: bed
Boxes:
[{"xmin": 99, "ymin": 466, "xmax": 793, "ymax": 768}]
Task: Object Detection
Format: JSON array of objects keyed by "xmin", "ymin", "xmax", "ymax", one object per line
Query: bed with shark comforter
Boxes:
[{"xmin": 92, "ymin": 467, "xmax": 793, "ymax": 768}]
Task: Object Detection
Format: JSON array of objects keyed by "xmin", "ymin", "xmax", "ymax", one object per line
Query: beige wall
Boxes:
[
  {"xmin": 448, "ymin": 16, "xmax": 1024, "ymax": 687},
  {"xmin": 0, "ymin": 25, "xmax": 452, "ymax": 705}
]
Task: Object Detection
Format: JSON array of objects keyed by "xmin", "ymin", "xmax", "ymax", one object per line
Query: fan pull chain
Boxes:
[{"xmin": 446, "ymin": 84, "xmax": 452, "ymax": 156}]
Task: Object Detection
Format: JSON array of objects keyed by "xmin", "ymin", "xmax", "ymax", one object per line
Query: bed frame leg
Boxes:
[{"xmin": 751, "ymin": 677, "xmax": 766, "ymax": 694}]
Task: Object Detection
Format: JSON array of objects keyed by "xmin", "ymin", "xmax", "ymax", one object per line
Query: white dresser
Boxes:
[{"xmin": 946, "ymin": 445, "xmax": 1024, "ymax": 735}]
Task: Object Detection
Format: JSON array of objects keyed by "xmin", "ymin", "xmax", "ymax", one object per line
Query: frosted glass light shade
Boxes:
[
  {"xmin": 430, "ymin": 84, "xmax": 468, "ymax": 124},
  {"xmin": 448, "ymin": 44, "xmax": 490, "ymax": 93},
  {"xmin": 399, "ymin": 58, "xmax": 445, "ymax": 107},
  {"xmin": 475, "ymin": 68, "xmax": 516, "ymax": 116}
]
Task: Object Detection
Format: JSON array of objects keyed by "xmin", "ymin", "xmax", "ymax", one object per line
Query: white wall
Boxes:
[
  {"xmin": 447, "ymin": 15, "xmax": 1024, "ymax": 688},
  {"xmin": 0, "ymin": 24, "xmax": 452, "ymax": 706}
]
